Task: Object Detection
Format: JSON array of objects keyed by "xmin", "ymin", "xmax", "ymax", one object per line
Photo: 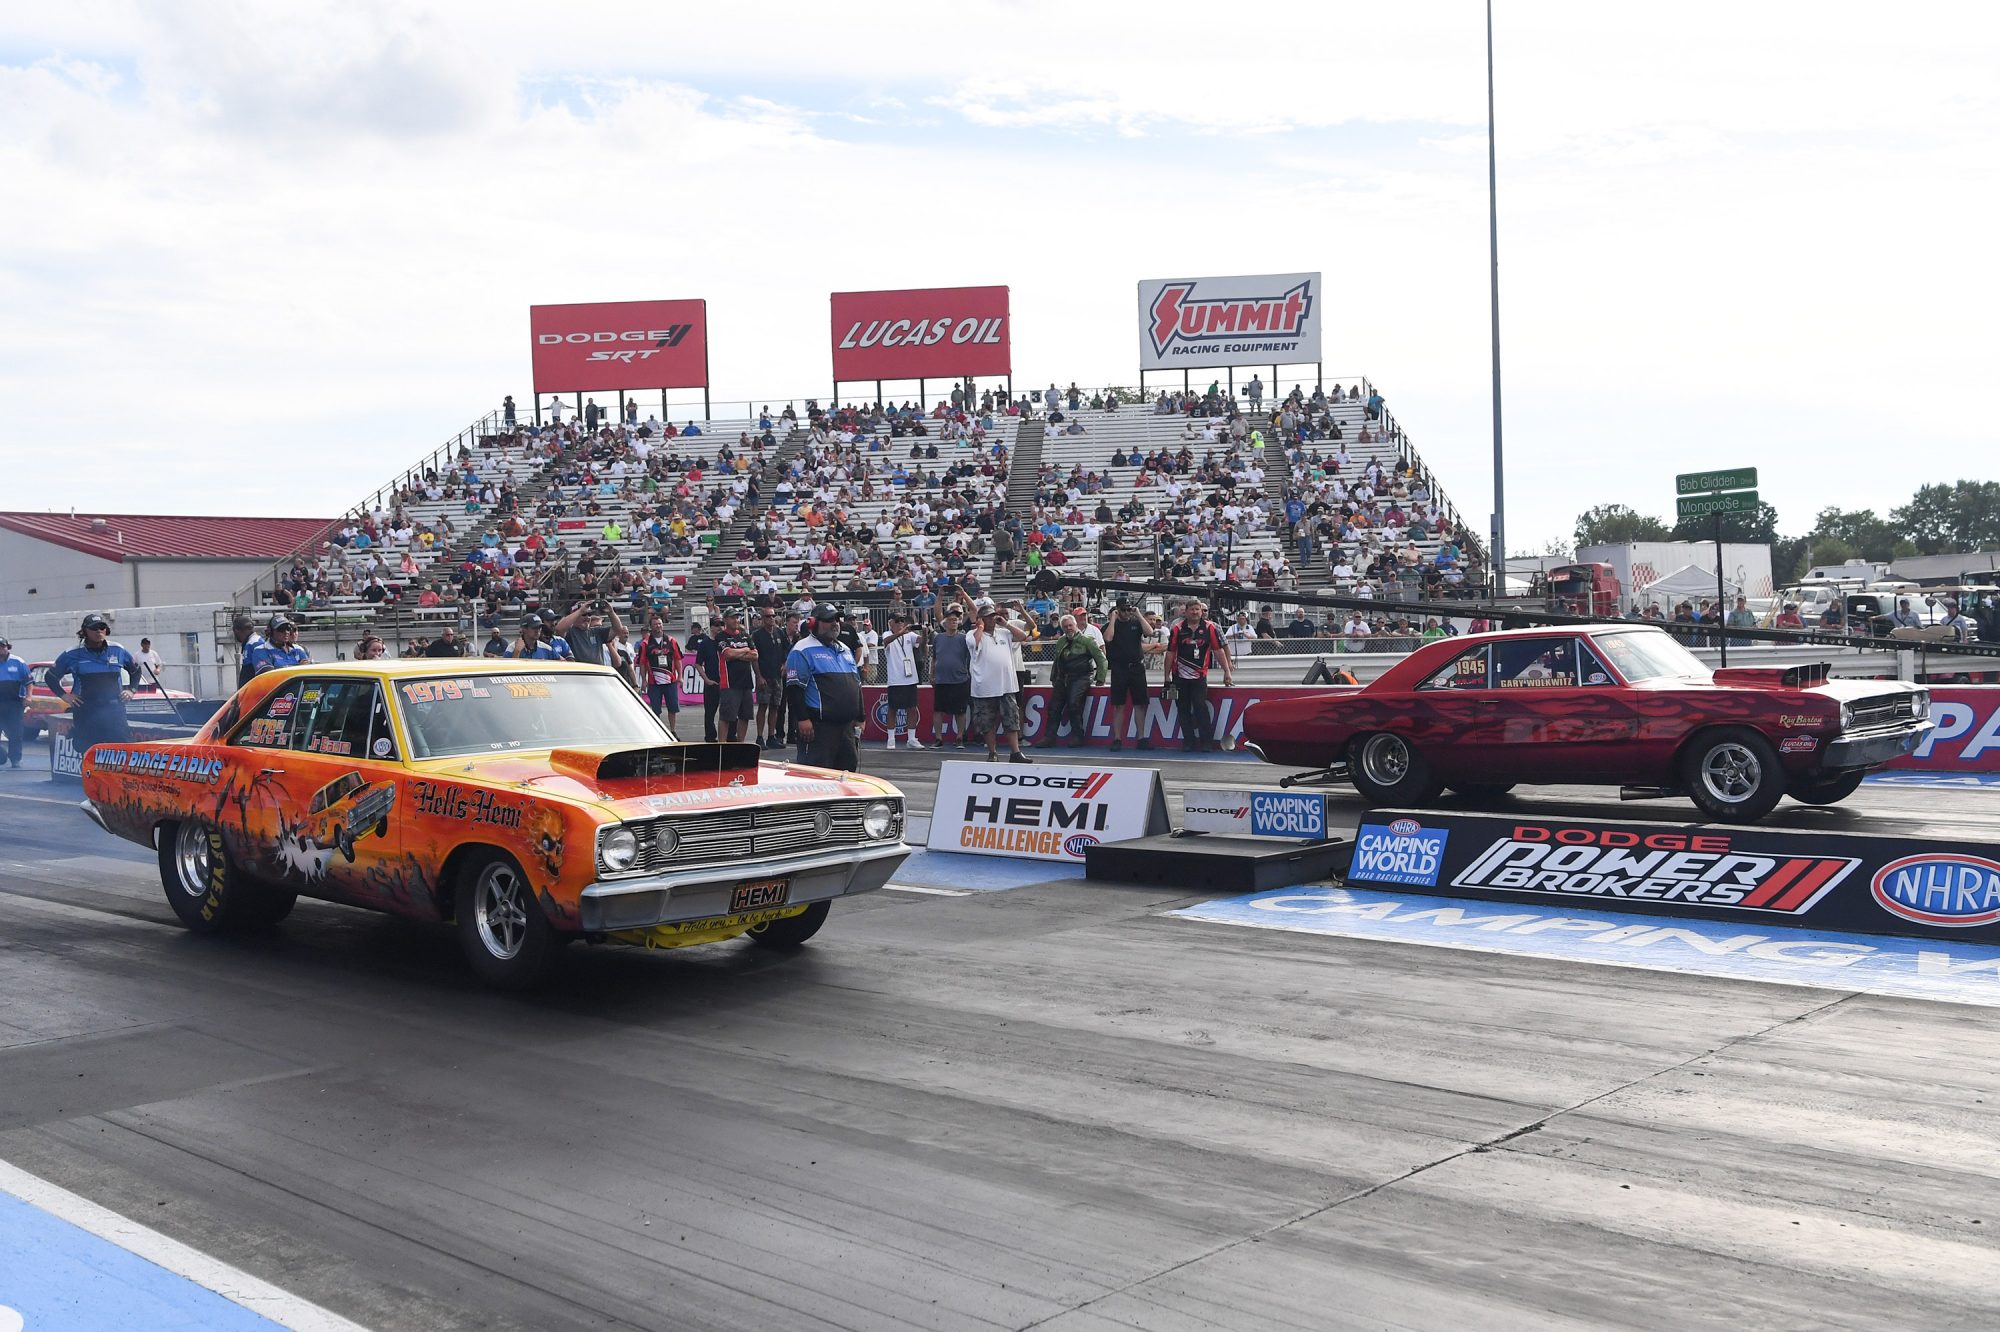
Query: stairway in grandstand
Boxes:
[
  {"xmin": 670, "ymin": 424, "xmax": 811, "ymax": 623},
  {"xmin": 985, "ymin": 413, "xmax": 1045, "ymax": 601}
]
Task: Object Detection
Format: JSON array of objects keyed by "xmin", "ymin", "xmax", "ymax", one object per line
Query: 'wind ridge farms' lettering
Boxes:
[{"xmin": 87, "ymin": 747, "xmax": 224, "ymax": 785}]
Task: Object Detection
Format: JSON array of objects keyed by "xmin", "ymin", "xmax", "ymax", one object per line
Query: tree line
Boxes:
[{"xmin": 1566, "ymin": 480, "xmax": 2000, "ymax": 582}]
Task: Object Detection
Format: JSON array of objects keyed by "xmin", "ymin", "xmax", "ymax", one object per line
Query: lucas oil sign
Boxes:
[
  {"xmin": 928, "ymin": 761, "xmax": 1169, "ymax": 863},
  {"xmin": 1342, "ymin": 809, "xmax": 2000, "ymax": 945}
]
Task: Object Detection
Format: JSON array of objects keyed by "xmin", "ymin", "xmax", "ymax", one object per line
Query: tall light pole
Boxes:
[{"xmin": 1486, "ymin": 0, "xmax": 1507, "ymax": 592}]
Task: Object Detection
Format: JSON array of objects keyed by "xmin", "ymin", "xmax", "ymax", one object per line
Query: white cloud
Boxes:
[{"xmin": 0, "ymin": 0, "xmax": 1995, "ymax": 553}]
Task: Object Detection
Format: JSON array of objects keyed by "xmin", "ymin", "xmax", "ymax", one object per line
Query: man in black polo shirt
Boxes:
[
  {"xmin": 686, "ymin": 620, "xmax": 722, "ymax": 742},
  {"xmin": 1103, "ymin": 598, "xmax": 1157, "ymax": 753}
]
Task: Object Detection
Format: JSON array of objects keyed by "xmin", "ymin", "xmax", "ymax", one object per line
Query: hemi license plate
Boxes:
[{"xmin": 731, "ymin": 877, "xmax": 791, "ymax": 913}]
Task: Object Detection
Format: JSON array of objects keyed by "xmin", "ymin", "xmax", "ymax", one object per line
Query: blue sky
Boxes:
[{"xmin": 1, "ymin": 1, "xmax": 1996, "ymax": 552}]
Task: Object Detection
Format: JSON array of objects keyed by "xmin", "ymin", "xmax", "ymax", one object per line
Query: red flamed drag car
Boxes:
[{"xmin": 1241, "ymin": 625, "xmax": 1934, "ymax": 823}]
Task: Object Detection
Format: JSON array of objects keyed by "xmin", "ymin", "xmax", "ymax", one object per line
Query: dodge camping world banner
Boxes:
[
  {"xmin": 831, "ymin": 286, "xmax": 1012, "ymax": 382},
  {"xmin": 530, "ymin": 299, "xmax": 710, "ymax": 395}
]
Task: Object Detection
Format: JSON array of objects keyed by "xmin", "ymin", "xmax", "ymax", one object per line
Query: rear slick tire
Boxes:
[
  {"xmin": 158, "ymin": 821, "xmax": 287, "ymax": 934},
  {"xmin": 744, "ymin": 900, "xmax": 830, "ymax": 950},
  {"xmin": 1788, "ymin": 770, "xmax": 1866, "ymax": 806},
  {"xmin": 1347, "ymin": 733, "xmax": 1443, "ymax": 806}
]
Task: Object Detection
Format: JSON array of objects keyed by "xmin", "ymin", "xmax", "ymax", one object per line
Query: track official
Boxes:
[
  {"xmin": 45, "ymin": 614, "xmax": 141, "ymax": 756},
  {"xmin": 786, "ymin": 606, "xmax": 862, "ymax": 772},
  {"xmin": 0, "ymin": 636, "xmax": 28, "ymax": 769},
  {"xmin": 231, "ymin": 612, "xmax": 267, "ymax": 688},
  {"xmin": 244, "ymin": 617, "xmax": 312, "ymax": 674}
]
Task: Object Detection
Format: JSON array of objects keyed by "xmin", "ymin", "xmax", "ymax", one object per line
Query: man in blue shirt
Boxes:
[
  {"xmin": 45, "ymin": 613, "xmax": 142, "ymax": 756},
  {"xmin": 0, "ymin": 636, "xmax": 30, "ymax": 768},
  {"xmin": 244, "ymin": 617, "xmax": 312, "ymax": 675},
  {"xmin": 231, "ymin": 612, "xmax": 268, "ymax": 688},
  {"xmin": 786, "ymin": 605, "xmax": 862, "ymax": 772},
  {"xmin": 505, "ymin": 616, "xmax": 573, "ymax": 660}
]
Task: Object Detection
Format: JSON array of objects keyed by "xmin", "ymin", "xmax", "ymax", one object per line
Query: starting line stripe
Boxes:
[
  {"xmin": 1168, "ymin": 886, "xmax": 2000, "ymax": 1009},
  {"xmin": 0, "ymin": 1158, "xmax": 367, "ymax": 1332}
]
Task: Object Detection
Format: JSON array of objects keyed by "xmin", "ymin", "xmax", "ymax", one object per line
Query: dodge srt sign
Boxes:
[
  {"xmin": 1137, "ymin": 271, "xmax": 1322, "ymax": 370},
  {"xmin": 530, "ymin": 299, "xmax": 709, "ymax": 395},
  {"xmin": 830, "ymin": 286, "xmax": 1011, "ymax": 382}
]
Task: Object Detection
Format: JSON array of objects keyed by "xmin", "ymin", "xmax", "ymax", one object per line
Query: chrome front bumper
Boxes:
[
  {"xmin": 576, "ymin": 841, "xmax": 911, "ymax": 932},
  {"xmin": 1824, "ymin": 720, "xmax": 1935, "ymax": 769}
]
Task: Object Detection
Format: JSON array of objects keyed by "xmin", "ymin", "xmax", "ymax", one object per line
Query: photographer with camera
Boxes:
[
  {"xmin": 555, "ymin": 596, "xmax": 626, "ymax": 668},
  {"xmin": 1103, "ymin": 598, "xmax": 1162, "ymax": 752}
]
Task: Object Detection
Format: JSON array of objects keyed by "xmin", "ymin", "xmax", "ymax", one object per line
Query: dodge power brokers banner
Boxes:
[
  {"xmin": 831, "ymin": 286, "xmax": 1011, "ymax": 382},
  {"xmin": 1345, "ymin": 809, "xmax": 2000, "ymax": 944},
  {"xmin": 1137, "ymin": 271, "xmax": 1322, "ymax": 371},
  {"xmin": 530, "ymin": 299, "xmax": 710, "ymax": 395}
]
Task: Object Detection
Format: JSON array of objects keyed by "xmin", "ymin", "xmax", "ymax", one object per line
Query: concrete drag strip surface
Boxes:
[{"xmin": 2, "ymin": 755, "xmax": 1998, "ymax": 1328}]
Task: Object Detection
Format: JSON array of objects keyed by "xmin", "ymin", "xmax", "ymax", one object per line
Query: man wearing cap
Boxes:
[
  {"xmin": 1103, "ymin": 598, "xmax": 1159, "ymax": 753},
  {"xmin": 881, "ymin": 611, "xmax": 926, "ymax": 750},
  {"xmin": 230, "ymin": 612, "xmax": 267, "ymax": 689},
  {"xmin": 959, "ymin": 588, "xmax": 1032, "ymax": 763},
  {"xmin": 686, "ymin": 620, "xmax": 722, "ymax": 741},
  {"xmin": 0, "ymin": 636, "xmax": 29, "ymax": 768},
  {"xmin": 786, "ymin": 606, "xmax": 863, "ymax": 772},
  {"xmin": 1165, "ymin": 598, "xmax": 1233, "ymax": 751},
  {"xmin": 505, "ymin": 616, "xmax": 572, "ymax": 661},
  {"xmin": 245, "ymin": 618, "xmax": 313, "ymax": 675},
  {"xmin": 929, "ymin": 606, "xmax": 972, "ymax": 747},
  {"xmin": 713, "ymin": 608, "xmax": 758, "ymax": 744},
  {"xmin": 45, "ymin": 614, "xmax": 141, "ymax": 756}
]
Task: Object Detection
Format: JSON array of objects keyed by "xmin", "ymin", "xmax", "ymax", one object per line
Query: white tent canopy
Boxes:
[{"xmin": 1640, "ymin": 563, "xmax": 1740, "ymax": 601}]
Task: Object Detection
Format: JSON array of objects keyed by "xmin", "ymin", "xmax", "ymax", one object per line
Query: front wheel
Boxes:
[
  {"xmin": 158, "ymin": 821, "xmax": 289, "ymax": 933},
  {"xmin": 1347, "ymin": 732, "xmax": 1442, "ymax": 806},
  {"xmin": 1788, "ymin": 770, "xmax": 1866, "ymax": 806},
  {"xmin": 455, "ymin": 852, "xmax": 563, "ymax": 990},
  {"xmin": 744, "ymin": 900, "xmax": 830, "ymax": 950},
  {"xmin": 1681, "ymin": 729, "xmax": 1785, "ymax": 823}
]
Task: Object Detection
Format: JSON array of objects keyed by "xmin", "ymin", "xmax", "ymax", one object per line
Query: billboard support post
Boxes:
[
  {"xmin": 875, "ymin": 379, "xmax": 882, "ymax": 409},
  {"xmin": 919, "ymin": 378, "xmax": 926, "ymax": 409}
]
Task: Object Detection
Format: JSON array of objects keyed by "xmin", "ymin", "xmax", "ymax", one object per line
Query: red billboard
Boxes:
[
  {"xmin": 830, "ymin": 286, "xmax": 1011, "ymax": 382},
  {"xmin": 530, "ymin": 299, "xmax": 709, "ymax": 395}
]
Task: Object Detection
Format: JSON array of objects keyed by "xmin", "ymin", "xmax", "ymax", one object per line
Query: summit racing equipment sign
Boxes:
[
  {"xmin": 1344, "ymin": 810, "xmax": 2000, "ymax": 944},
  {"xmin": 928, "ymin": 760, "xmax": 1167, "ymax": 862},
  {"xmin": 530, "ymin": 299, "xmax": 710, "ymax": 394},
  {"xmin": 1137, "ymin": 272, "xmax": 1322, "ymax": 370},
  {"xmin": 831, "ymin": 286, "xmax": 1011, "ymax": 382}
]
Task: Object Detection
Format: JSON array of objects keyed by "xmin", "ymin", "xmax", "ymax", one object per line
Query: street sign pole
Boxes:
[{"xmin": 1716, "ymin": 510, "xmax": 1727, "ymax": 667}]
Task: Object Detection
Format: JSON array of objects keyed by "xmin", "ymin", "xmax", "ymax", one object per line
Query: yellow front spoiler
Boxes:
[{"xmin": 608, "ymin": 904, "xmax": 809, "ymax": 950}]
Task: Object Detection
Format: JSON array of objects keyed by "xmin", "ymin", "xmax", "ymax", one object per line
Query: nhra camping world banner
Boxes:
[
  {"xmin": 830, "ymin": 286, "xmax": 1011, "ymax": 382},
  {"xmin": 530, "ymin": 299, "xmax": 709, "ymax": 395},
  {"xmin": 1137, "ymin": 271, "xmax": 1322, "ymax": 371}
]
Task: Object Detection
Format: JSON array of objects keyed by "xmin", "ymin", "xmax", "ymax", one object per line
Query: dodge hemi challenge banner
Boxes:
[
  {"xmin": 1344, "ymin": 810, "xmax": 2000, "ymax": 944},
  {"xmin": 530, "ymin": 299, "xmax": 709, "ymax": 395},
  {"xmin": 830, "ymin": 286, "xmax": 1011, "ymax": 382},
  {"xmin": 928, "ymin": 760, "xmax": 1168, "ymax": 862},
  {"xmin": 1137, "ymin": 271, "xmax": 1322, "ymax": 371}
]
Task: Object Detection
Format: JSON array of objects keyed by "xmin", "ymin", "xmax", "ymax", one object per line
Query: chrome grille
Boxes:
[
  {"xmin": 626, "ymin": 800, "xmax": 878, "ymax": 873},
  {"xmin": 1849, "ymin": 694, "xmax": 1918, "ymax": 730}
]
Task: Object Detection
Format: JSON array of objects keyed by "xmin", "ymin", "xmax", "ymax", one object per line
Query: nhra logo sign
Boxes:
[
  {"xmin": 1137, "ymin": 272, "xmax": 1322, "ymax": 371},
  {"xmin": 1350, "ymin": 819, "xmax": 1450, "ymax": 888},
  {"xmin": 1871, "ymin": 854, "xmax": 2000, "ymax": 928},
  {"xmin": 1451, "ymin": 825, "xmax": 1860, "ymax": 914}
]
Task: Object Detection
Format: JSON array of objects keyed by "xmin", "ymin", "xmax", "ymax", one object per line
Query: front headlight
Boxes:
[
  {"xmin": 599, "ymin": 825, "xmax": 639, "ymax": 873},
  {"xmin": 1839, "ymin": 702, "xmax": 1855, "ymax": 731},
  {"xmin": 862, "ymin": 800, "xmax": 899, "ymax": 840},
  {"xmin": 1912, "ymin": 690, "xmax": 1931, "ymax": 721}
]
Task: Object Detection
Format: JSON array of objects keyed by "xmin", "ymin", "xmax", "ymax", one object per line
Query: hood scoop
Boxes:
[
  {"xmin": 549, "ymin": 742, "xmax": 761, "ymax": 784},
  {"xmin": 1712, "ymin": 663, "xmax": 1830, "ymax": 689}
]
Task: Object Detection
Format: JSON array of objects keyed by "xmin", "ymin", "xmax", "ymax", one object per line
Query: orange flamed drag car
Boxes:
[{"xmin": 79, "ymin": 661, "xmax": 910, "ymax": 988}]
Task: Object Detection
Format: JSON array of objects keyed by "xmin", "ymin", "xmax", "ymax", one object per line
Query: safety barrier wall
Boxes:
[{"xmin": 855, "ymin": 684, "xmax": 2000, "ymax": 773}]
